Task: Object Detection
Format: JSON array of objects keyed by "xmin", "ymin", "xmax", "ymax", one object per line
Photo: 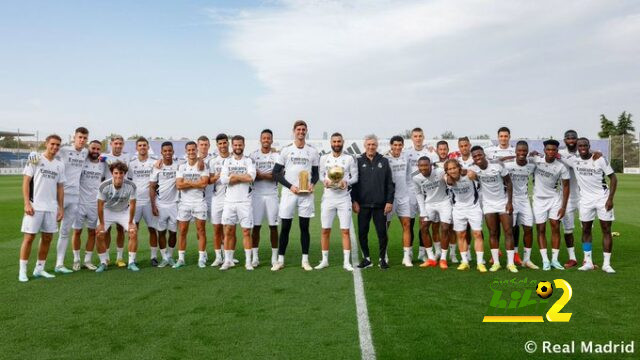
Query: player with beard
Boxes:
[
  {"xmin": 316, "ymin": 133, "xmax": 358, "ymax": 271},
  {"xmin": 150, "ymin": 142, "xmax": 180, "ymax": 267},
  {"xmin": 71, "ymin": 140, "xmax": 105, "ymax": 270},
  {"xmin": 249, "ymin": 129, "xmax": 280, "ymax": 267},
  {"xmin": 452, "ymin": 136, "xmax": 475, "ymax": 261},
  {"xmin": 433, "ymin": 140, "xmax": 458, "ymax": 264},
  {"xmin": 197, "ymin": 135, "xmax": 217, "ymax": 222},
  {"xmin": 385, "ymin": 136, "xmax": 412, "ymax": 266},
  {"xmin": 208, "ymin": 134, "xmax": 233, "ymax": 267},
  {"xmin": 558, "ymin": 130, "xmax": 580, "ymax": 268}
]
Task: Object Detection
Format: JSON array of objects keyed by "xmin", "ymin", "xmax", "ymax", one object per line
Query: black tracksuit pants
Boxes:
[{"xmin": 357, "ymin": 206, "xmax": 388, "ymax": 260}]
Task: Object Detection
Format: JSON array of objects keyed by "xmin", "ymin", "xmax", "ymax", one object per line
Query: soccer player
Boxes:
[
  {"xmin": 19, "ymin": 134, "xmax": 66, "ymax": 282},
  {"xmin": 559, "ymin": 138, "xmax": 617, "ymax": 273},
  {"xmin": 385, "ymin": 136, "xmax": 412, "ymax": 266},
  {"xmin": 196, "ymin": 135, "xmax": 216, "ymax": 222},
  {"xmin": 127, "ymin": 137, "xmax": 159, "ymax": 266},
  {"xmin": 219, "ymin": 135, "xmax": 257, "ymax": 271},
  {"xmin": 150, "ymin": 141, "xmax": 180, "ymax": 267},
  {"xmin": 403, "ymin": 127, "xmax": 440, "ymax": 261},
  {"xmin": 174, "ymin": 141, "xmax": 209, "ymax": 268},
  {"xmin": 468, "ymin": 146, "xmax": 517, "ymax": 273},
  {"xmin": 70, "ymin": 140, "xmax": 105, "ymax": 271},
  {"xmin": 443, "ymin": 159, "xmax": 486, "ymax": 272},
  {"xmin": 316, "ymin": 132, "xmax": 358, "ymax": 271},
  {"xmin": 531, "ymin": 139, "xmax": 570, "ymax": 271},
  {"xmin": 452, "ymin": 137, "xmax": 474, "ymax": 169},
  {"xmin": 249, "ymin": 129, "xmax": 280, "ymax": 267},
  {"xmin": 272, "ymin": 120, "xmax": 320, "ymax": 271},
  {"xmin": 558, "ymin": 130, "xmax": 580, "ymax": 268},
  {"xmin": 95, "ymin": 161, "xmax": 138, "ymax": 272},
  {"xmin": 52, "ymin": 127, "xmax": 89, "ymax": 274},
  {"xmin": 102, "ymin": 135, "xmax": 129, "ymax": 267},
  {"xmin": 412, "ymin": 157, "xmax": 452, "ymax": 269},
  {"xmin": 208, "ymin": 134, "xmax": 231, "ymax": 266},
  {"xmin": 433, "ymin": 140, "xmax": 459, "ymax": 263},
  {"xmin": 503, "ymin": 141, "xmax": 539, "ymax": 269}
]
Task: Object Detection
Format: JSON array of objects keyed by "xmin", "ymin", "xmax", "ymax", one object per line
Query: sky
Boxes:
[{"xmin": 1, "ymin": 0, "xmax": 639, "ymax": 142}]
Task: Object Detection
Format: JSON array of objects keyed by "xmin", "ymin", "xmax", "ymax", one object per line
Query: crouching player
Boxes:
[{"xmin": 95, "ymin": 162, "xmax": 139, "ymax": 272}]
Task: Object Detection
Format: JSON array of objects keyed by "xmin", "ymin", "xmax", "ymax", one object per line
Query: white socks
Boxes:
[
  {"xmin": 321, "ymin": 250, "xmax": 329, "ymax": 263},
  {"xmin": 84, "ymin": 251, "xmax": 93, "ymax": 263},
  {"xmin": 19, "ymin": 259, "xmax": 28, "ymax": 275},
  {"xmin": 167, "ymin": 246, "xmax": 174, "ymax": 258},
  {"xmin": 523, "ymin": 247, "xmax": 532, "ymax": 263},
  {"xmin": 150, "ymin": 246, "xmax": 158, "ymax": 259},
  {"xmin": 55, "ymin": 235, "xmax": 69, "ymax": 267},
  {"xmin": 551, "ymin": 248, "xmax": 559, "ymax": 262},
  {"xmin": 252, "ymin": 248, "xmax": 259, "ymax": 262},
  {"xmin": 441, "ymin": 249, "xmax": 448, "ymax": 262},
  {"xmin": 116, "ymin": 247, "xmax": 124, "ymax": 261},
  {"xmin": 426, "ymin": 247, "xmax": 435, "ymax": 261},
  {"xmin": 603, "ymin": 252, "xmax": 611, "ymax": 267},
  {"xmin": 73, "ymin": 250, "xmax": 81, "ymax": 262},
  {"xmin": 491, "ymin": 249, "xmax": 499, "ymax": 264},
  {"xmin": 583, "ymin": 250, "xmax": 593, "ymax": 265},
  {"xmin": 540, "ymin": 248, "xmax": 549, "ymax": 263},
  {"xmin": 128, "ymin": 252, "xmax": 136, "ymax": 265},
  {"xmin": 506, "ymin": 250, "xmax": 514, "ymax": 266},
  {"xmin": 434, "ymin": 242, "xmax": 442, "ymax": 253},
  {"xmin": 461, "ymin": 251, "xmax": 469, "ymax": 263},
  {"xmin": 98, "ymin": 252, "xmax": 108, "ymax": 265},
  {"xmin": 160, "ymin": 248, "xmax": 167, "ymax": 260},
  {"xmin": 567, "ymin": 247, "xmax": 576, "ymax": 261},
  {"xmin": 225, "ymin": 250, "xmax": 235, "ymax": 264},
  {"xmin": 178, "ymin": 250, "xmax": 185, "ymax": 262},
  {"xmin": 475, "ymin": 251, "xmax": 484, "ymax": 264},
  {"xmin": 35, "ymin": 260, "xmax": 46, "ymax": 273},
  {"xmin": 302, "ymin": 254, "xmax": 309, "ymax": 264},
  {"xmin": 271, "ymin": 248, "xmax": 278, "ymax": 264},
  {"xmin": 245, "ymin": 249, "xmax": 252, "ymax": 265},
  {"xmin": 343, "ymin": 250, "xmax": 351, "ymax": 265},
  {"xmin": 214, "ymin": 249, "xmax": 222, "ymax": 261},
  {"xmin": 278, "ymin": 255, "xmax": 285, "ymax": 264}
]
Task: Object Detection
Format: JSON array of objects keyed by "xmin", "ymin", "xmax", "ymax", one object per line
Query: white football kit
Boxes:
[
  {"xmin": 249, "ymin": 149, "xmax": 279, "ymax": 226},
  {"xmin": 504, "ymin": 160, "xmax": 535, "ymax": 227},
  {"xmin": 412, "ymin": 167, "xmax": 452, "ymax": 224},
  {"xmin": 150, "ymin": 162, "xmax": 180, "ymax": 232},
  {"xmin": 277, "ymin": 143, "xmax": 320, "ymax": 219},
  {"xmin": 447, "ymin": 175, "xmax": 482, "ymax": 232},
  {"xmin": 469, "ymin": 162, "xmax": 510, "ymax": 214},
  {"xmin": 21, "ymin": 156, "xmax": 66, "ymax": 234},
  {"xmin": 319, "ymin": 152, "xmax": 358, "ymax": 229},
  {"xmin": 561, "ymin": 155, "xmax": 615, "ymax": 222},
  {"xmin": 97, "ymin": 178, "xmax": 137, "ymax": 230},
  {"xmin": 220, "ymin": 155, "xmax": 257, "ymax": 228},
  {"xmin": 127, "ymin": 156, "xmax": 158, "ymax": 228},
  {"xmin": 403, "ymin": 146, "xmax": 439, "ymax": 218},
  {"xmin": 73, "ymin": 160, "xmax": 105, "ymax": 230},
  {"xmin": 558, "ymin": 148, "xmax": 580, "ymax": 233},
  {"xmin": 208, "ymin": 154, "xmax": 230, "ymax": 225},
  {"xmin": 531, "ymin": 156, "xmax": 570, "ymax": 223},
  {"xmin": 176, "ymin": 161, "xmax": 208, "ymax": 222},
  {"xmin": 385, "ymin": 153, "xmax": 411, "ymax": 220}
]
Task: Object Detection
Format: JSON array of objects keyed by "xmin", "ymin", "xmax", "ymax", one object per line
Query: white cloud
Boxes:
[{"xmin": 212, "ymin": 0, "xmax": 640, "ymax": 138}]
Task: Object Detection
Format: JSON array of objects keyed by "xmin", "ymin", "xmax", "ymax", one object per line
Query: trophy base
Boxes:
[{"xmin": 297, "ymin": 189, "xmax": 311, "ymax": 194}]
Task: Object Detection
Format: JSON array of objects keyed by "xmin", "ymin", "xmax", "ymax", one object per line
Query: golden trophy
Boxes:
[
  {"xmin": 298, "ymin": 170, "xmax": 310, "ymax": 193},
  {"xmin": 327, "ymin": 166, "xmax": 345, "ymax": 189}
]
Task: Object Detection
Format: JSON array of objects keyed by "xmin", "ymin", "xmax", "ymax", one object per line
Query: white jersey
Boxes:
[
  {"xmin": 484, "ymin": 145, "xmax": 515, "ymax": 161},
  {"xmin": 176, "ymin": 161, "xmax": 208, "ymax": 205},
  {"xmin": 447, "ymin": 175, "xmax": 479, "ymax": 207},
  {"xmin": 562, "ymin": 155, "xmax": 614, "ymax": 201},
  {"xmin": 412, "ymin": 167, "xmax": 448, "ymax": 204},
  {"xmin": 56, "ymin": 145, "xmax": 87, "ymax": 198},
  {"xmin": 320, "ymin": 152, "xmax": 358, "ymax": 200},
  {"xmin": 249, "ymin": 149, "xmax": 279, "ymax": 196},
  {"xmin": 532, "ymin": 156, "xmax": 570, "ymax": 199},
  {"xmin": 558, "ymin": 148, "xmax": 580, "ymax": 203},
  {"xmin": 208, "ymin": 154, "xmax": 231, "ymax": 199},
  {"xmin": 23, "ymin": 155, "xmax": 66, "ymax": 212},
  {"xmin": 127, "ymin": 157, "xmax": 155, "ymax": 205},
  {"xmin": 385, "ymin": 153, "xmax": 411, "ymax": 200},
  {"xmin": 102, "ymin": 152, "xmax": 130, "ymax": 179},
  {"xmin": 504, "ymin": 160, "xmax": 535, "ymax": 198},
  {"xmin": 97, "ymin": 178, "xmax": 136, "ymax": 212},
  {"xmin": 199, "ymin": 153, "xmax": 216, "ymax": 202},
  {"xmin": 78, "ymin": 160, "xmax": 105, "ymax": 206},
  {"xmin": 469, "ymin": 162, "xmax": 509, "ymax": 203},
  {"xmin": 403, "ymin": 146, "xmax": 439, "ymax": 178},
  {"xmin": 456, "ymin": 155, "xmax": 475, "ymax": 169},
  {"xmin": 277, "ymin": 143, "xmax": 320, "ymax": 190},
  {"xmin": 220, "ymin": 155, "xmax": 256, "ymax": 202},
  {"xmin": 150, "ymin": 162, "xmax": 179, "ymax": 205}
]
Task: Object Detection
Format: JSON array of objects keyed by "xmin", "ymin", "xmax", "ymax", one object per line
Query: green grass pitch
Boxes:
[{"xmin": 1, "ymin": 175, "xmax": 638, "ymax": 359}]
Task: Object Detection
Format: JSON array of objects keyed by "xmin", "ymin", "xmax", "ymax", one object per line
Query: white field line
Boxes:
[{"xmin": 349, "ymin": 225, "xmax": 376, "ymax": 360}]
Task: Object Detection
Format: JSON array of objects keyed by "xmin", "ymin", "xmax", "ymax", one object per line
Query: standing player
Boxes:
[
  {"xmin": 249, "ymin": 129, "xmax": 280, "ymax": 268},
  {"xmin": 272, "ymin": 120, "xmax": 320, "ymax": 271},
  {"xmin": 95, "ymin": 162, "xmax": 139, "ymax": 272},
  {"xmin": 558, "ymin": 130, "xmax": 580, "ymax": 268},
  {"xmin": 150, "ymin": 142, "xmax": 180, "ymax": 267},
  {"xmin": 101, "ymin": 135, "xmax": 129, "ymax": 267},
  {"xmin": 18, "ymin": 135, "xmax": 66, "ymax": 282},
  {"xmin": 531, "ymin": 140, "xmax": 570, "ymax": 271},
  {"xmin": 412, "ymin": 157, "xmax": 452, "ymax": 269},
  {"xmin": 52, "ymin": 127, "xmax": 89, "ymax": 274},
  {"xmin": 443, "ymin": 159, "xmax": 486, "ymax": 272},
  {"xmin": 71, "ymin": 140, "xmax": 105, "ymax": 271},
  {"xmin": 503, "ymin": 141, "xmax": 539, "ymax": 269},
  {"xmin": 208, "ymin": 134, "xmax": 231, "ymax": 266},
  {"xmin": 197, "ymin": 135, "xmax": 216, "ymax": 222},
  {"xmin": 560, "ymin": 138, "xmax": 617, "ymax": 273},
  {"xmin": 451, "ymin": 136, "xmax": 475, "ymax": 260},
  {"xmin": 219, "ymin": 135, "xmax": 257, "ymax": 271},
  {"xmin": 468, "ymin": 146, "xmax": 517, "ymax": 273},
  {"xmin": 316, "ymin": 132, "xmax": 358, "ymax": 271},
  {"xmin": 385, "ymin": 136, "xmax": 412, "ymax": 266},
  {"xmin": 433, "ymin": 140, "xmax": 458, "ymax": 263},
  {"xmin": 127, "ymin": 137, "xmax": 159, "ymax": 266},
  {"xmin": 173, "ymin": 141, "xmax": 209, "ymax": 268},
  {"xmin": 403, "ymin": 127, "xmax": 440, "ymax": 261}
]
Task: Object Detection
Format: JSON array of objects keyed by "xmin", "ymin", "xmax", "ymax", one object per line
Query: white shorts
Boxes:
[
  {"xmin": 22, "ymin": 210, "xmax": 58, "ymax": 234},
  {"xmin": 321, "ymin": 196, "xmax": 352, "ymax": 229},
  {"xmin": 452, "ymin": 203, "xmax": 483, "ymax": 232},
  {"xmin": 222, "ymin": 201, "xmax": 254, "ymax": 228},
  {"xmin": 561, "ymin": 200, "xmax": 579, "ymax": 233},
  {"xmin": 177, "ymin": 201, "xmax": 208, "ymax": 222},
  {"xmin": 387, "ymin": 196, "xmax": 411, "ymax": 221},
  {"xmin": 579, "ymin": 195, "xmax": 614, "ymax": 222},
  {"xmin": 210, "ymin": 196, "xmax": 225, "ymax": 225},
  {"xmin": 279, "ymin": 189, "xmax": 315, "ymax": 219},
  {"xmin": 408, "ymin": 195, "xmax": 419, "ymax": 218},
  {"xmin": 102, "ymin": 208, "xmax": 131, "ymax": 231},
  {"xmin": 423, "ymin": 200, "xmax": 453, "ymax": 224},
  {"xmin": 72, "ymin": 203, "xmax": 98, "ymax": 230},
  {"xmin": 482, "ymin": 198, "xmax": 508, "ymax": 215},
  {"xmin": 533, "ymin": 196, "xmax": 562, "ymax": 224},
  {"xmin": 58, "ymin": 199, "xmax": 78, "ymax": 239},
  {"xmin": 156, "ymin": 203, "xmax": 178, "ymax": 232},
  {"xmin": 134, "ymin": 202, "xmax": 158, "ymax": 229},
  {"xmin": 512, "ymin": 197, "xmax": 534, "ymax": 227},
  {"xmin": 252, "ymin": 193, "xmax": 279, "ymax": 226}
]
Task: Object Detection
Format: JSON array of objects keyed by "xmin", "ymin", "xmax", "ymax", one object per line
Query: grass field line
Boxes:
[{"xmin": 349, "ymin": 225, "xmax": 376, "ymax": 360}]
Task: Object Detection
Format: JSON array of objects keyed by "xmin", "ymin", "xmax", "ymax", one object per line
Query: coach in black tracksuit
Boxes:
[{"xmin": 351, "ymin": 134, "xmax": 395, "ymax": 269}]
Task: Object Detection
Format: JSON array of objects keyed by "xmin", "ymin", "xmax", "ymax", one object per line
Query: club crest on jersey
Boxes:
[{"xmin": 377, "ymin": 163, "xmax": 382, "ymax": 168}]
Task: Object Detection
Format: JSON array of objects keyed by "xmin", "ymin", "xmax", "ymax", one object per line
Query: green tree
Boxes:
[
  {"xmin": 598, "ymin": 114, "xmax": 617, "ymax": 138},
  {"xmin": 604, "ymin": 112, "xmax": 637, "ymax": 172},
  {"xmin": 441, "ymin": 130, "xmax": 456, "ymax": 139},
  {"xmin": 474, "ymin": 134, "xmax": 490, "ymax": 140},
  {"xmin": 128, "ymin": 134, "xmax": 144, "ymax": 140},
  {"xmin": 615, "ymin": 111, "xmax": 635, "ymax": 135}
]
